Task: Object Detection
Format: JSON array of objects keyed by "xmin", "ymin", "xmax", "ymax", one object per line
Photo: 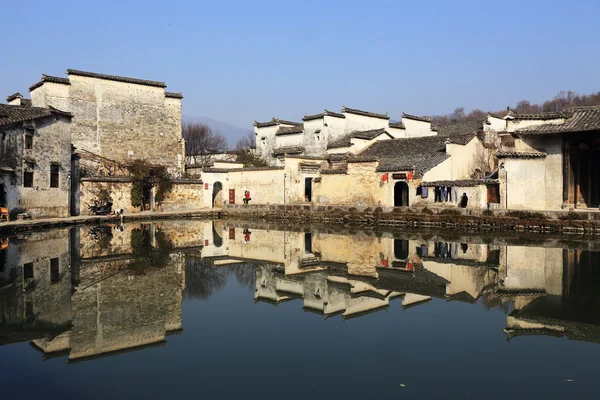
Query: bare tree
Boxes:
[
  {"xmin": 452, "ymin": 107, "xmax": 466, "ymax": 122},
  {"xmin": 182, "ymin": 122, "xmax": 227, "ymax": 164},
  {"xmin": 234, "ymin": 131, "xmax": 267, "ymax": 167}
]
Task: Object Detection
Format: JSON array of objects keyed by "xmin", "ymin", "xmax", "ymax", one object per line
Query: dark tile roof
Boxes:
[
  {"xmin": 496, "ymin": 150, "xmax": 547, "ymax": 159},
  {"xmin": 21, "ymin": 99, "xmax": 32, "ymax": 107},
  {"xmin": 420, "ymin": 179, "xmax": 500, "ymax": 187},
  {"xmin": 516, "ymin": 106, "xmax": 600, "ymax": 135},
  {"xmin": 29, "ymin": 74, "xmax": 71, "ymax": 91},
  {"xmin": 389, "ymin": 121, "xmax": 405, "ymax": 129},
  {"xmin": 506, "ymin": 108, "xmax": 566, "ymax": 121},
  {"xmin": 0, "ymin": 103, "xmax": 72, "ymax": 128},
  {"xmin": 320, "ymin": 168, "xmax": 348, "ymax": 175},
  {"xmin": 271, "ymin": 146, "xmax": 304, "ymax": 156},
  {"xmin": 66, "ymin": 69, "xmax": 167, "ymax": 88},
  {"xmin": 6, "ymin": 93, "xmax": 22, "ymax": 102},
  {"xmin": 303, "ymin": 109, "xmax": 346, "ymax": 121},
  {"xmin": 276, "ymin": 125, "xmax": 304, "ymax": 136},
  {"xmin": 401, "ymin": 112, "xmax": 431, "ymax": 123},
  {"xmin": 254, "ymin": 117, "xmax": 302, "ymax": 128},
  {"xmin": 342, "ymin": 106, "xmax": 389, "ymax": 120},
  {"xmin": 326, "ymin": 128, "xmax": 391, "ymax": 149},
  {"xmin": 434, "ymin": 120, "xmax": 483, "ymax": 137},
  {"xmin": 165, "ymin": 92, "xmax": 183, "ymax": 99},
  {"xmin": 354, "ymin": 133, "xmax": 476, "ymax": 177}
]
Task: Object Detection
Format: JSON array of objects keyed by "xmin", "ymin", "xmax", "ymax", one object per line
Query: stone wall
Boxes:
[
  {"xmin": 161, "ymin": 181, "xmax": 204, "ymax": 211},
  {"xmin": 31, "ymin": 73, "xmax": 184, "ymax": 176},
  {"xmin": 0, "ymin": 115, "xmax": 71, "ymax": 218},
  {"xmin": 80, "ymin": 178, "xmax": 136, "ymax": 214}
]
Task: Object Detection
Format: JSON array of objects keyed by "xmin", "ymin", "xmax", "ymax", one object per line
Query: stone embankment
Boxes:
[
  {"xmin": 223, "ymin": 205, "xmax": 600, "ymax": 235},
  {"xmin": 0, "ymin": 209, "xmax": 222, "ymax": 235}
]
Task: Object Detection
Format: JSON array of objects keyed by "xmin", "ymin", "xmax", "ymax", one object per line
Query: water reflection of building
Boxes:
[
  {"xmin": 0, "ymin": 221, "xmax": 193, "ymax": 362},
  {"xmin": 3, "ymin": 220, "xmax": 600, "ymax": 355}
]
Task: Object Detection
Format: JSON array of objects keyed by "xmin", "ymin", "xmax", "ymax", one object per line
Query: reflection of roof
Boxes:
[
  {"xmin": 517, "ymin": 106, "xmax": 600, "ymax": 135},
  {"xmin": 67, "ymin": 340, "xmax": 167, "ymax": 364},
  {"xmin": 374, "ymin": 265, "xmax": 449, "ymax": 298},
  {"xmin": 421, "ymin": 179, "xmax": 499, "ymax": 187},
  {"xmin": 506, "ymin": 295, "xmax": 600, "ymax": 344},
  {"xmin": 327, "ymin": 128, "xmax": 391, "ymax": 149},
  {"xmin": 496, "ymin": 150, "xmax": 547, "ymax": 159},
  {"xmin": 355, "ymin": 133, "xmax": 476, "ymax": 176}
]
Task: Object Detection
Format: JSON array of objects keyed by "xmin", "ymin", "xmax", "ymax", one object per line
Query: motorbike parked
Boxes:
[{"xmin": 88, "ymin": 201, "xmax": 113, "ymax": 215}]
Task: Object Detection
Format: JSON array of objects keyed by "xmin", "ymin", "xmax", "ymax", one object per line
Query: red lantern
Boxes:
[
  {"xmin": 382, "ymin": 173, "xmax": 388, "ymax": 182},
  {"xmin": 407, "ymin": 172, "xmax": 413, "ymax": 180}
]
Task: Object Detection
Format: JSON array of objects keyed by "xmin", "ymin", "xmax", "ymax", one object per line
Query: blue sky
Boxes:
[{"xmin": 1, "ymin": 0, "xmax": 599, "ymax": 131}]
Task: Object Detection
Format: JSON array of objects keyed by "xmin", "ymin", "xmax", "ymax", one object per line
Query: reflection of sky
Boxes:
[{"xmin": 0, "ymin": 272, "xmax": 599, "ymax": 399}]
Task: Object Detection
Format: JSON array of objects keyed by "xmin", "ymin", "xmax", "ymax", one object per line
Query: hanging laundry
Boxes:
[
  {"xmin": 451, "ymin": 187, "xmax": 459, "ymax": 203},
  {"xmin": 421, "ymin": 186, "xmax": 429, "ymax": 198},
  {"xmin": 441, "ymin": 186, "xmax": 449, "ymax": 202}
]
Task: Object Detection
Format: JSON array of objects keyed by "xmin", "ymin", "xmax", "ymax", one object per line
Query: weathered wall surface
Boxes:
[
  {"xmin": 1, "ymin": 116, "xmax": 71, "ymax": 217},
  {"xmin": 500, "ymin": 246, "xmax": 563, "ymax": 295},
  {"xmin": 412, "ymin": 184, "xmax": 488, "ymax": 209},
  {"xmin": 80, "ymin": 179, "xmax": 137, "ymax": 213},
  {"xmin": 31, "ymin": 75, "xmax": 184, "ymax": 176},
  {"xmin": 161, "ymin": 181, "xmax": 203, "ymax": 211}
]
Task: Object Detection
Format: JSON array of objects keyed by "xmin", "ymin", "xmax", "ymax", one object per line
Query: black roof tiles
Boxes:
[
  {"xmin": 326, "ymin": 128, "xmax": 391, "ymax": 149},
  {"xmin": 516, "ymin": 105, "xmax": 600, "ymax": 135},
  {"xmin": 355, "ymin": 133, "xmax": 476, "ymax": 177},
  {"xmin": 402, "ymin": 112, "xmax": 431, "ymax": 123},
  {"xmin": 66, "ymin": 69, "xmax": 167, "ymax": 88},
  {"xmin": 342, "ymin": 106, "xmax": 389, "ymax": 120},
  {"xmin": 0, "ymin": 103, "xmax": 72, "ymax": 128},
  {"xmin": 303, "ymin": 109, "xmax": 346, "ymax": 121},
  {"xmin": 165, "ymin": 92, "xmax": 183, "ymax": 99},
  {"xmin": 29, "ymin": 74, "xmax": 70, "ymax": 91}
]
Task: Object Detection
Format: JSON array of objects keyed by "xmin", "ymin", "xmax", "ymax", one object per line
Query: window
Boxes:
[
  {"xmin": 24, "ymin": 262, "xmax": 34, "ymax": 279},
  {"xmin": 50, "ymin": 258, "xmax": 59, "ymax": 283},
  {"xmin": 25, "ymin": 135, "xmax": 33, "ymax": 150},
  {"xmin": 23, "ymin": 171, "xmax": 34, "ymax": 187},
  {"xmin": 50, "ymin": 165, "xmax": 59, "ymax": 188}
]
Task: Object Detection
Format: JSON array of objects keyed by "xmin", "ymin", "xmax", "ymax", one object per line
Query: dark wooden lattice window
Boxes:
[
  {"xmin": 25, "ymin": 134, "xmax": 33, "ymax": 150},
  {"xmin": 50, "ymin": 165, "xmax": 59, "ymax": 188},
  {"xmin": 50, "ymin": 258, "xmax": 60, "ymax": 283},
  {"xmin": 24, "ymin": 262, "xmax": 34, "ymax": 279}
]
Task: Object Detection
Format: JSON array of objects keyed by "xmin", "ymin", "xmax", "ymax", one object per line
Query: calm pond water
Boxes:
[{"xmin": 1, "ymin": 220, "xmax": 600, "ymax": 399}]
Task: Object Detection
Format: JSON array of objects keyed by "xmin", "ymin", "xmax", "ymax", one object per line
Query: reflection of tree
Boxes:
[
  {"xmin": 184, "ymin": 258, "xmax": 256, "ymax": 299},
  {"xmin": 128, "ymin": 227, "xmax": 174, "ymax": 274},
  {"xmin": 184, "ymin": 257, "xmax": 228, "ymax": 299},
  {"xmin": 230, "ymin": 263, "xmax": 256, "ymax": 290}
]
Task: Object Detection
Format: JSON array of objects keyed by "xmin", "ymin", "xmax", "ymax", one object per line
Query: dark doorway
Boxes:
[
  {"xmin": 212, "ymin": 222, "xmax": 223, "ymax": 248},
  {"xmin": 305, "ymin": 232, "xmax": 312, "ymax": 254},
  {"xmin": 394, "ymin": 181, "xmax": 409, "ymax": 207},
  {"xmin": 394, "ymin": 239, "xmax": 409, "ymax": 259},
  {"xmin": 565, "ymin": 137, "xmax": 600, "ymax": 208},
  {"xmin": 305, "ymin": 178, "xmax": 313, "ymax": 202},
  {"xmin": 141, "ymin": 185, "xmax": 152, "ymax": 211},
  {"xmin": 212, "ymin": 182, "xmax": 223, "ymax": 208},
  {"xmin": 0, "ymin": 184, "xmax": 5, "ymax": 207}
]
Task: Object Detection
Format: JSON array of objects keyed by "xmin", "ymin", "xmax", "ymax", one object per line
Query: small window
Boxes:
[
  {"xmin": 25, "ymin": 135, "xmax": 33, "ymax": 150},
  {"xmin": 50, "ymin": 165, "xmax": 59, "ymax": 188},
  {"xmin": 24, "ymin": 262, "xmax": 34, "ymax": 279},
  {"xmin": 24, "ymin": 171, "xmax": 34, "ymax": 187},
  {"xmin": 50, "ymin": 258, "xmax": 59, "ymax": 283}
]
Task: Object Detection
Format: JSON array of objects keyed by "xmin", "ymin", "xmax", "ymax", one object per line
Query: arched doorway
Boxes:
[
  {"xmin": 394, "ymin": 181, "xmax": 409, "ymax": 207},
  {"xmin": 394, "ymin": 239, "xmax": 409, "ymax": 260},
  {"xmin": 212, "ymin": 182, "xmax": 223, "ymax": 208}
]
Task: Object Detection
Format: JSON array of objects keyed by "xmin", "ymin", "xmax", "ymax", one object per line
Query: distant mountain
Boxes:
[{"xmin": 183, "ymin": 116, "xmax": 251, "ymax": 148}]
